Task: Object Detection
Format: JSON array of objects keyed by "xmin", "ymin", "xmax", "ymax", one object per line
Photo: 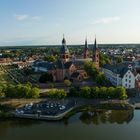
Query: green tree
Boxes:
[
  {"xmin": 115, "ymin": 86, "xmax": 127, "ymax": 99},
  {"xmin": 99, "ymin": 53, "xmax": 111, "ymax": 67},
  {"xmin": 80, "ymin": 86, "xmax": 91, "ymax": 98},
  {"xmin": 30, "ymin": 87, "xmax": 40, "ymax": 98},
  {"xmin": 44, "ymin": 55, "xmax": 56, "ymax": 62},
  {"xmin": 64, "ymin": 80, "xmax": 72, "ymax": 87},
  {"xmin": 46, "ymin": 89, "xmax": 67, "ymax": 99},
  {"xmin": 98, "ymin": 87, "xmax": 107, "ymax": 98},
  {"xmin": 96, "ymin": 72, "xmax": 107, "ymax": 86},
  {"xmin": 69, "ymin": 87, "xmax": 80, "ymax": 96},
  {"xmin": 114, "ymin": 56, "xmax": 123, "ymax": 64},
  {"xmin": 84, "ymin": 61, "xmax": 98, "ymax": 79},
  {"xmin": 5, "ymin": 84, "xmax": 17, "ymax": 98},
  {"xmin": 107, "ymin": 87, "xmax": 115, "ymax": 98}
]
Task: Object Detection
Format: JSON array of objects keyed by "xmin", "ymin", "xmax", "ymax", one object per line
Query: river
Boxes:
[{"xmin": 0, "ymin": 107, "xmax": 140, "ymax": 140}]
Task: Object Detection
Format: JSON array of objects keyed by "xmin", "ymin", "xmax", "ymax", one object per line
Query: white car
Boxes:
[{"xmin": 60, "ymin": 106, "xmax": 66, "ymax": 110}]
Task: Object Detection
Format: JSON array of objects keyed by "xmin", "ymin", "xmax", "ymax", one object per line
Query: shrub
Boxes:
[
  {"xmin": 64, "ymin": 80, "xmax": 72, "ymax": 87},
  {"xmin": 46, "ymin": 89, "xmax": 67, "ymax": 99}
]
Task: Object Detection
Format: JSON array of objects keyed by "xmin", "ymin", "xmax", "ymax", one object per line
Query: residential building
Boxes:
[{"xmin": 102, "ymin": 63, "xmax": 136, "ymax": 89}]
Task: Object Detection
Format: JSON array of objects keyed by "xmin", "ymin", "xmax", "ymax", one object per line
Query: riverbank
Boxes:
[{"xmin": 0, "ymin": 98, "xmax": 134, "ymax": 120}]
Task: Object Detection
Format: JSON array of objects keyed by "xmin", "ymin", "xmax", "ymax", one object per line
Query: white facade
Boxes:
[
  {"xmin": 122, "ymin": 70, "xmax": 135, "ymax": 89},
  {"xmin": 102, "ymin": 67, "xmax": 136, "ymax": 89},
  {"xmin": 102, "ymin": 68, "xmax": 121, "ymax": 86}
]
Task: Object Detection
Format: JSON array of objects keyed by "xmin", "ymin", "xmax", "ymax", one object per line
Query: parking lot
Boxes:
[{"xmin": 15, "ymin": 99, "xmax": 76, "ymax": 117}]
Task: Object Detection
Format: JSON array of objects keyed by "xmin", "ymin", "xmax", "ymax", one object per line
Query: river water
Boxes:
[{"xmin": 0, "ymin": 108, "xmax": 140, "ymax": 140}]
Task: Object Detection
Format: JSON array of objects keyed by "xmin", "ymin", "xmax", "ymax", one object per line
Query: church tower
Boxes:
[
  {"xmin": 83, "ymin": 38, "xmax": 89, "ymax": 59},
  {"xmin": 93, "ymin": 37, "xmax": 99, "ymax": 70},
  {"xmin": 60, "ymin": 35, "xmax": 70, "ymax": 63}
]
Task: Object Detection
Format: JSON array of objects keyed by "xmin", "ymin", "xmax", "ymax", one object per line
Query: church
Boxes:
[
  {"xmin": 33, "ymin": 36, "xmax": 100, "ymax": 82},
  {"xmin": 48, "ymin": 35, "xmax": 100, "ymax": 82}
]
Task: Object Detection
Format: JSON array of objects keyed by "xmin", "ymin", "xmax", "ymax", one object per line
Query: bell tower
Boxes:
[{"xmin": 60, "ymin": 35, "xmax": 70, "ymax": 63}]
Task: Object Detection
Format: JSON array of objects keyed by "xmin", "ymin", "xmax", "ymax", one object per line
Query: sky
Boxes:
[{"xmin": 0, "ymin": 0, "xmax": 140, "ymax": 46}]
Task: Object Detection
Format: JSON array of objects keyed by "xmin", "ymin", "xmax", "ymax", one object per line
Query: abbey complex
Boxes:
[{"xmin": 33, "ymin": 36, "xmax": 100, "ymax": 82}]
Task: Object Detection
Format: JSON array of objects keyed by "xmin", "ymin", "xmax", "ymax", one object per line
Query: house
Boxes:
[{"xmin": 102, "ymin": 63, "xmax": 136, "ymax": 89}]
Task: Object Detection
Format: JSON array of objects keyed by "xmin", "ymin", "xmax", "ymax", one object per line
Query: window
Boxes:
[
  {"xmin": 129, "ymin": 85, "xmax": 131, "ymax": 88},
  {"xmin": 129, "ymin": 75, "xmax": 131, "ymax": 79},
  {"xmin": 125, "ymin": 79, "xmax": 127, "ymax": 82},
  {"xmin": 63, "ymin": 55, "xmax": 65, "ymax": 59},
  {"xmin": 126, "ymin": 74, "xmax": 128, "ymax": 77},
  {"xmin": 129, "ymin": 80, "xmax": 131, "ymax": 83},
  {"xmin": 125, "ymin": 84, "xmax": 127, "ymax": 87}
]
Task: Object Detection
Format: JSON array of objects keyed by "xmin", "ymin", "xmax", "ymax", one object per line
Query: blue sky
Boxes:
[{"xmin": 0, "ymin": 0, "xmax": 140, "ymax": 46}]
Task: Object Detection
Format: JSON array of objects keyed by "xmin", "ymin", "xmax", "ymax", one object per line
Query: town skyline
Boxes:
[{"xmin": 0, "ymin": 0, "xmax": 140, "ymax": 46}]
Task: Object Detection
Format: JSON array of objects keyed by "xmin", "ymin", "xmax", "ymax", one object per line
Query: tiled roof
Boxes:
[
  {"xmin": 103, "ymin": 63, "xmax": 134, "ymax": 78},
  {"xmin": 55, "ymin": 60, "xmax": 64, "ymax": 69},
  {"xmin": 64, "ymin": 61, "xmax": 73, "ymax": 69},
  {"xmin": 71, "ymin": 72, "xmax": 80, "ymax": 78}
]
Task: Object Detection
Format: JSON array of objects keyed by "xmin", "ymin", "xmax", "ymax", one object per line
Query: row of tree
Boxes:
[
  {"xmin": 0, "ymin": 83, "xmax": 127, "ymax": 100},
  {"xmin": 0, "ymin": 83, "xmax": 40, "ymax": 98},
  {"xmin": 69, "ymin": 86, "xmax": 128, "ymax": 100}
]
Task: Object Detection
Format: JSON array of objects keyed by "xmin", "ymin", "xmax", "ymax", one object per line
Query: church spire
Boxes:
[
  {"xmin": 60, "ymin": 35, "xmax": 70, "ymax": 63},
  {"xmin": 85, "ymin": 37, "xmax": 88, "ymax": 50},
  {"xmin": 83, "ymin": 37, "xmax": 89, "ymax": 59},
  {"xmin": 62, "ymin": 34, "xmax": 66, "ymax": 45},
  {"xmin": 93, "ymin": 36, "xmax": 100, "ymax": 70},
  {"xmin": 93, "ymin": 36, "xmax": 98, "ymax": 51}
]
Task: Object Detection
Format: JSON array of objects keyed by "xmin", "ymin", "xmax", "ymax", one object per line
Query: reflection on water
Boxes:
[
  {"xmin": 79, "ymin": 109, "xmax": 134, "ymax": 125},
  {"xmin": 0, "ymin": 107, "xmax": 136, "ymax": 140}
]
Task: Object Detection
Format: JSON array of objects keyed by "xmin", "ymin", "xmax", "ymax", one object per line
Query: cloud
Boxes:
[
  {"xmin": 31, "ymin": 16, "xmax": 41, "ymax": 20},
  {"xmin": 14, "ymin": 14, "xmax": 41, "ymax": 21},
  {"xmin": 14, "ymin": 14, "xmax": 28, "ymax": 21},
  {"xmin": 92, "ymin": 16, "xmax": 120, "ymax": 24}
]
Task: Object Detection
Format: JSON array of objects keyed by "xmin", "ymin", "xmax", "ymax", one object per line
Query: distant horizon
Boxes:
[{"xmin": 0, "ymin": 43, "xmax": 140, "ymax": 48}]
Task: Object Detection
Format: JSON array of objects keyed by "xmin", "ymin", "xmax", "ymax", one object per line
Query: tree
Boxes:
[
  {"xmin": 44, "ymin": 55, "xmax": 56, "ymax": 62},
  {"xmin": 69, "ymin": 87, "xmax": 80, "ymax": 96},
  {"xmin": 30, "ymin": 87, "xmax": 40, "ymax": 98},
  {"xmin": 114, "ymin": 56, "xmax": 123, "ymax": 64},
  {"xmin": 96, "ymin": 72, "xmax": 107, "ymax": 86},
  {"xmin": 64, "ymin": 80, "xmax": 72, "ymax": 87},
  {"xmin": 90, "ymin": 87, "xmax": 99, "ymax": 98},
  {"xmin": 0, "ymin": 92, "xmax": 5, "ymax": 98},
  {"xmin": 115, "ymin": 86, "xmax": 127, "ymax": 99},
  {"xmin": 46, "ymin": 89, "xmax": 67, "ymax": 99},
  {"xmin": 107, "ymin": 87, "xmax": 115, "ymax": 98},
  {"xmin": 80, "ymin": 86, "xmax": 91, "ymax": 98},
  {"xmin": 98, "ymin": 87, "xmax": 107, "ymax": 98},
  {"xmin": 99, "ymin": 53, "xmax": 111, "ymax": 67},
  {"xmin": 84, "ymin": 61, "xmax": 98, "ymax": 79},
  {"xmin": 5, "ymin": 84, "xmax": 17, "ymax": 98}
]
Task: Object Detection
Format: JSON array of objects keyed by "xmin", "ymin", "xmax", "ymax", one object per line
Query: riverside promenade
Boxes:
[{"xmin": 11, "ymin": 98, "xmax": 133, "ymax": 121}]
